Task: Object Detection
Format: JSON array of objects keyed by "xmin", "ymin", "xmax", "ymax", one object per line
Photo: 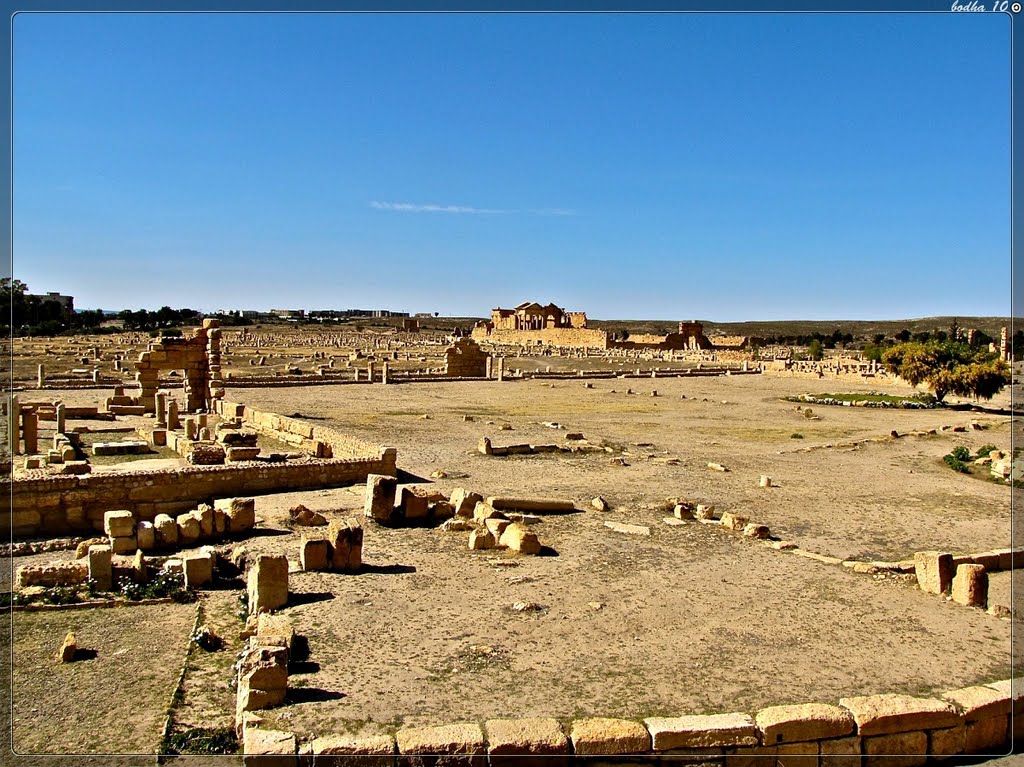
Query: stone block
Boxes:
[
  {"xmin": 177, "ymin": 514, "xmax": 201, "ymax": 544},
  {"xmin": 398, "ymin": 486, "xmax": 429, "ymax": 520},
  {"xmin": 327, "ymin": 518, "xmax": 363, "ymax": 571},
  {"xmin": 942, "ymin": 685, "xmax": 1012, "ymax": 721},
  {"xmin": 396, "ymin": 722, "xmax": 486, "ymax": 766},
  {"xmin": 310, "ymin": 734, "xmax": 396, "ymax": 767},
  {"xmin": 965, "ymin": 716, "xmax": 1008, "ymax": 753},
  {"xmin": 951, "ymin": 564, "xmax": 988, "ymax": 607},
  {"xmin": 468, "ymin": 529, "xmax": 495, "ymax": 550},
  {"xmin": 87, "ymin": 544, "xmax": 112, "ymax": 592},
  {"xmin": 473, "ymin": 502, "xmax": 504, "ymax": 522},
  {"xmin": 247, "ymin": 554, "xmax": 289, "ymax": 615},
  {"xmin": 838, "ymin": 694, "xmax": 960, "ymax": 736},
  {"xmin": 216, "ymin": 497, "xmax": 256, "ymax": 533},
  {"xmin": 863, "ymin": 730, "xmax": 927, "ymax": 767},
  {"xmin": 775, "ymin": 740, "xmax": 818, "ymax": 767},
  {"xmin": 103, "ymin": 509, "xmax": 135, "ymax": 538},
  {"xmin": 183, "ymin": 552, "xmax": 214, "ymax": 588},
  {"xmin": 914, "ymin": 551, "xmax": 954, "ymax": 595},
  {"xmin": 485, "ymin": 517, "xmax": 511, "ymax": 540},
  {"xmin": 56, "ymin": 631, "xmax": 77, "ymax": 663},
  {"xmin": 755, "ymin": 702, "xmax": 855, "ymax": 744},
  {"xmin": 256, "ymin": 613, "xmax": 295, "ymax": 650},
  {"xmin": 819, "ymin": 736, "xmax": 862, "ymax": 767},
  {"xmin": 227, "ymin": 446, "xmax": 262, "ymax": 462},
  {"xmin": 364, "ymin": 474, "xmax": 398, "ymax": 523},
  {"xmin": 644, "ymin": 713, "xmax": 759, "ymax": 750},
  {"xmin": 242, "ymin": 727, "xmax": 296, "ymax": 767},
  {"xmin": 154, "ymin": 513, "xmax": 178, "ymax": 546},
  {"xmin": 725, "ymin": 744, "xmax": 778, "ymax": 767},
  {"xmin": 299, "ymin": 538, "xmax": 330, "ymax": 572},
  {"xmin": 110, "ymin": 534, "xmax": 138, "ymax": 554},
  {"xmin": 450, "ymin": 488, "xmax": 484, "ymax": 518},
  {"xmin": 570, "ymin": 717, "xmax": 650, "ymax": 755},
  {"xmin": 196, "ymin": 504, "xmax": 216, "ymax": 537},
  {"xmin": 485, "ymin": 718, "xmax": 568, "ymax": 765},
  {"xmin": 927, "ymin": 725, "xmax": 965, "ymax": 760},
  {"xmin": 498, "ymin": 523, "xmax": 541, "ymax": 555},
  {"xmin": 136, "ymin": 521, "xmax": 156, "ymax": 551},
  {"xmin": 720, "ymin": 512, "xmax": 749, "ymax": 531}
]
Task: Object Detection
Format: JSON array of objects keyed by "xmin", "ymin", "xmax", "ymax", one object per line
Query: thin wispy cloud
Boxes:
[
  {"xmin": 370, "ymin": 201, "xmax": 578, "ymax": 216},
  {"xmin": 370, "ymin": 201, "xmax": 507, "ymax": 214}
]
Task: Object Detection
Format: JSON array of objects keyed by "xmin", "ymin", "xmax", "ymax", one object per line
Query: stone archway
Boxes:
[{"xmin": 134, "ymin": 319, "xmax": 224, "ymax": 414}]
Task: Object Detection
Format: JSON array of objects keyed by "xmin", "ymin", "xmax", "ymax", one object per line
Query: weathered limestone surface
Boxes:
[
  {"xmin": 569, "ymin": 717, "xmax": 650, "ymax": 755},
  {"xmin": 755, "ymin": 702, "xmax": 856, "ymax": 744},
  {"xmin": 247, "ymin": 555, "xmax": 289, "ymax": 615},
  {"xmin": 644, "ymin": 713, "xmax": 758, "ymax": 750},
  {"xmin": 838, "ymin": 694, "xmax": 960, "ymax": 736}
]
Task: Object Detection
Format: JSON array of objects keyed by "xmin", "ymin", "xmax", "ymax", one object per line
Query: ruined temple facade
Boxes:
[{"xmin": 472, "ymin": 302, "xmax": 608, "ymax": 349}]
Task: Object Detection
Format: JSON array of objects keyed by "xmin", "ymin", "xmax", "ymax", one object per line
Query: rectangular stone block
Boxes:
[
  {"xmin": 928, "ymin": 725, "xmax": 966, "ymax": 760},
  {"xmin": 644, "ymin": 713, "xmax": 759, "ymax": 750},
  {"xmin": 87, "ymin": 544, "xmax": 112, "ymax": 592},
  {"xmin": 839, "ymin": 694, "xmax": 961, "ymax": 735},
  {"xmin": 725, "ymin": 744, "xmax": 778, "ymax": 767},
  {"xmin": 216, "ymin": 497, "xmax": 256, "ymax": 533},
  {"xmin": 103, "ymin": 509, "xmax": 135, "ymax": 537},
  {"xmin": 819, "ymin": 736, "xmax": 862, "ymax": 767},
  {"xmin": 914, "ymin": 551, "xmax": 954, "ymax": 595},
  {"xmin": 327, "ymin": 518, "xmax": 363, "ymax": 571},
  {"xmin": 396, "ymin": 722, "xmax": 486, "ymax": 766},
  {"xmin": 299, "ymin": 538, "xmax": 330, "ymax": 572},
  {"xmin": 863, "ymin": 730, "xmax": 927, "ymax": 767},
  {"xmin": 242, "ymin": 727, "xmax": 296, "ymax": 767},
  {"xmin": 756, "ymin": 702, "xmax": 855, "ymax": 744},
  {"xmin": 942, "ymin": 685, "xmax": 1012, "ymax": 721},
  {"xmin": 364, "ymin": 474, "xmax": 398, "ymax": 523},
  {"xmin": 570, "ymin": 718, "xmax": 650, "ymax": 755},
  {"xmin": 183, "ymin": 551, "xmax": 214, "ymax": 588},
  {"xmin": 485, "ymin": 718, "xmax": 568, "ymax": 767},
  {"xmin": 310, "ymin": 733, "xmax": 396, "ymax": 767},
  {"xmin": 247, "ymin": 554, "xmax": 289, "ymax": 615},
  {"xmin": 109, "ymin": 534, "xmax": 137, "ymax": 554},
  {"xmin": 776, "ymin": 740, "xmax": 818, "ymax": 767},
  {"xmin": 965, "ymin": 715, "xmax": 1008, "ymax": 753}
]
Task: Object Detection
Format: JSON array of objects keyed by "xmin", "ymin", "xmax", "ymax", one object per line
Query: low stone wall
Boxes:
[
  {"xmin": 471, "ymin": 326, "xmax": 610, "ymax": 349},
  {"xmin": 239, "ymin": 681, "xmax": 1022, "ymax": 763},
  {"xmin": 7, "ymin": 452, "xmax": 396, "ymax": 539}
]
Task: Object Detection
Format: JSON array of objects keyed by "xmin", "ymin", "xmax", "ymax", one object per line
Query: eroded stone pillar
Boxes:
[
  {"xmin": 55, "ymin": 403, "xmax": 66, "ymax": 435},
  {"xmin": 167, "ymin": 400, "xmax": 180, "ymax": 430},
  {"xmin": 37, "ymin": 364, "xmax": 45, "ymax": 388},
  {"xmin": 155, "ymin": 392, "xmax": 167, "ymax": 427},
  {"xmin": 8, "ymin": 395, "xmax": 19, "ymax": 455},
  {"xmin": 381, "ymin": 362, "xmax": 389, "ymax": 384},
  {"xmin": 22, "ymin": 411, "xmax": 38, "ymax": 455}
]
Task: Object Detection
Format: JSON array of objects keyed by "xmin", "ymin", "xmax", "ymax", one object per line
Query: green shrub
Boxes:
[
  {"xmin": 943, "ymin": 454, "xmax": 970, "ymax": 473},
  {"xmin": 161, "ymin": 727, "xmax": 238, "ymax": 755},
  {"xmin": 976, "ymin": 444, "xmax": 997, "ymax": 458},
  {"xmin": 790, "ymin": 433, "xmax": 804, "ymax": 439},
  {"xmin": 41, "ymin": 585, "xmax": 83, "ymax": 605},
  {"xmin": 950, "ymin": 446, "xmax": 971, "ymax": 462}
]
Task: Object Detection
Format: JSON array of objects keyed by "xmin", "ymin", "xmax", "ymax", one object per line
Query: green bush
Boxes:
[
  {"xmin": 943, "ymin": 454, "xmax": 970, "ymax": 473},
  {"xmin": 950, "ymin": 446, "xmax": 971, "ymax": 462},
  {"xmin": 118, "ymin": 571, "xmax": 196, "ymax": 603},
  {"xmin": 41, "ymin": 585, "xmax": 84, "ymax": 605},
  {"xmin": 976, "ymin": 444, "xmax": 997, "ymax": 458},
  {"xmin": 161, "ymin": 727, "xmax": 238, "ymax": 755},
  {"xmin": 790, "ymin": 433, "xmax": 804, "ymax": 439}
]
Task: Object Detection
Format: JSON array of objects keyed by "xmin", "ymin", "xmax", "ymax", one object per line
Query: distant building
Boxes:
[
  {"xmin": 270, "ymin": 309, "xmax": 305, "ymax": 319},
  {"xmin": 27, "ymin": 292, "xmax": 74, "ymax": 321}
]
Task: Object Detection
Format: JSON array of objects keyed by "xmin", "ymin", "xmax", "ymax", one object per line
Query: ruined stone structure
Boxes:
[
  {"xmin": 614, "ymin": 321, "xmax": 748, "ymax": 353},
  {"xmin": 133, "ymin": 319, "xmax": 224, "ymax": 413},
  {"xmin": 472, "ymin": 301, "xmax": 609, "ymax": 349},
  {"xmin": 444, "ymin": 338, "xmax": 490, "ymax": 377}
]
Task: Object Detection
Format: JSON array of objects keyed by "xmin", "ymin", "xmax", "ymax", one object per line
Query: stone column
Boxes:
[
  {"xmin": 8, "ymin": 396, "xmax": 19, "ymax": 455},
  {"xmin": 496, "ymin": 357, "xmax": 505, "ymax": 382},
  {"xmin": 167, "ymin": 400, "xmax": 180, "ymax": 430},
  {"xmin": 367, "ymin": 361, "xmax": 375, "ymax": 383},
  {"xmin": 92, "ymin": 368, "xmax": 101, "ymax": 383},
  {"xmin": 22, "ymin": 411, "xmax": 38, "ymax": 455},
  {"xmin": 55, "ymin": 403, "xmax": 66, "ymax": 435},
  {"xmin": 486, "ymin": 357, "xmax": 493, "ymax": 379},
  {"xmin": 183, "ymin": 417, "xmax": 197, "ymax": 440},
  {"xmin": 381, "ymin": 362, "xmax": 389, "ymax": 384},
  {"xmin": 155, "ymin": 392, "xmax": 167, "ymax": 427},
  {"xmin": 37, "ymin": 364, "xmax": 45, "ymax": 388}
]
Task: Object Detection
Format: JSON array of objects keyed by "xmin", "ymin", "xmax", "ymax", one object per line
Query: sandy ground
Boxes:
[{"xmin": 7, "ymin": 371, "xmax": 1020, "ymax": 751}]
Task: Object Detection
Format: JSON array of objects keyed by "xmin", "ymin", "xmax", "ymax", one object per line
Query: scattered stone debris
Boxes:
[
  {"xmin": 604, "ymin": 521, "xmax": 651, "ymax": 536},
  {"xmin": 511, "ymin": 601, "xmax": 545, "ymax": 613},
  {"xmin": 56, "ymin": 632, "xmax": 78, "ymax": 663},
  {"xmin": 591, "ymin": 497, "xmax": 609, "ymax": 511}
]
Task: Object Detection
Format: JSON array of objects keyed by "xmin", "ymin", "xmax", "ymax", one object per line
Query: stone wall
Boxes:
[
  {"xmin": 7, "ymin": 450, "xmax": 396, "ymax": 539},
  {"xmin": 470, "ymin": 326, "xmax": 610, "ymax": 350},
  {"xmin": 239, "ymin": 681, "xmax": 1022, "ymax": 763},
  {"xmin": 444, "ymin": 339, "xmax": 489, "ymax": 377}
]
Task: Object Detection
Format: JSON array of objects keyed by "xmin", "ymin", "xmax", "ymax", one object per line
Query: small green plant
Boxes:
[
  {"xmin": 790, "ymin": 433, "xmax": 804, "ymax": 439},
  {"xmin": 943, "ymin": 453, "xmax": 970, "ymax": 473},
  {"xmin": 950, "ymin": 446, "xmax": 971, "ymax": 462},
  {"xmin": 976, "ymin": 444, "xmax": 997, "ymax": 458},
  {"xmin": 236, "ymin": 591, "xmax": 249, "ymax": 621},
  {"xmin": 118, "ymin": 571, "xmax": 196, "ymax": 603},
  {"xmin": 160, "ymin": 727, "xmax": 238, "ymax": 755},
  {"xmin": 41, "ymin": 585, "xmax": 84, "ymax": 605}
]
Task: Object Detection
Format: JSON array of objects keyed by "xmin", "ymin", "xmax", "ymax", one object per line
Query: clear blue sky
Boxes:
[{"xmin": 14, "ymin": 12, "xmax": 1010, "ymax": 320}]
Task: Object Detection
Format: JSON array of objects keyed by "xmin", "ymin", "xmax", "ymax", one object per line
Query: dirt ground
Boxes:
[
  {"xmin": 8, "ymin": 369, "xmax": 1020, "ymax": 752},
  {"xmin": 11, "ymin": 602, "xmax": 196, "ymax": 754}
]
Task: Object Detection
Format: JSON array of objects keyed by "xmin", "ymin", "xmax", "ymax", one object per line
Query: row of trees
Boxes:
[{"xmin": 117, "ymin": 307, "xmax": 201, "ymax": 331}]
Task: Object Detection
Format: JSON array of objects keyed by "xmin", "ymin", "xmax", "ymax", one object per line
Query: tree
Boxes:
[
  {"xmin": 882, "ymin": 340, "xmax": 1010, "ymax": 402},
  {"xmin": 807, "ymin": 339, "xmax": 824, "ymax": 361}
]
